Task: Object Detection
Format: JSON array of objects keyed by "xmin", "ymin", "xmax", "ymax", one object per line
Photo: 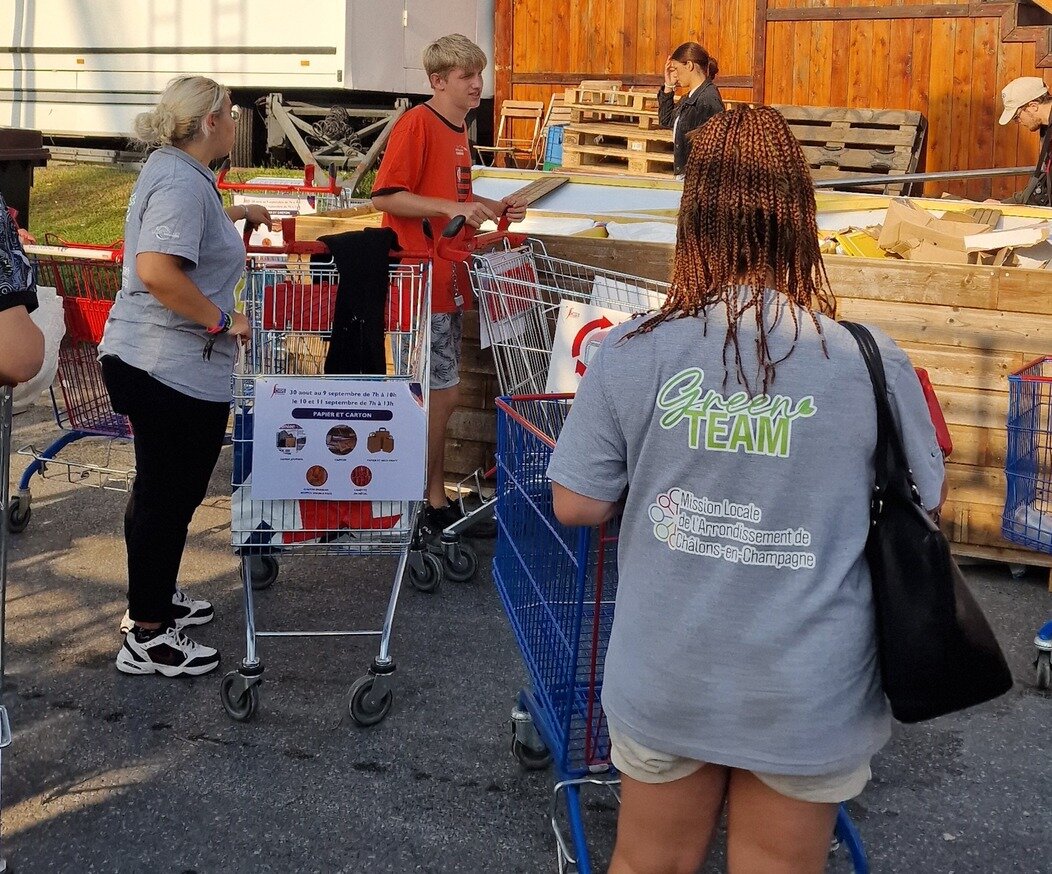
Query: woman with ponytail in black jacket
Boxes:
[{"xmin": 658, "ymin": 42, "xmax": 725, "ymax": 177}]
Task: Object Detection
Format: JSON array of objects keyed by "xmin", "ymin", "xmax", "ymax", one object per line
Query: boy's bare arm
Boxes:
[{"xmin": 372, "ymin": 191, "xmax": 498, "ymax": 229}]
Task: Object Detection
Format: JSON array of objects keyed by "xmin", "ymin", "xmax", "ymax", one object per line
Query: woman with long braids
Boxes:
[{"xmin": 547, "ymin": 107, "xmax": 946, "ymax": 872}]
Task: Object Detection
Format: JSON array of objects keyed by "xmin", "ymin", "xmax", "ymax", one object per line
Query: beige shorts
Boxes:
[{"xmin": 608, "ymin": 725, "xmax": 871, "ymax": 804}]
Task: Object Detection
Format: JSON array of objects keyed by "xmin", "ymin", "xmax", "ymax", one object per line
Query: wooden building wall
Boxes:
[{"xmin": 495, "ymin": 0, "xmax": 1052, "ymax": 199}]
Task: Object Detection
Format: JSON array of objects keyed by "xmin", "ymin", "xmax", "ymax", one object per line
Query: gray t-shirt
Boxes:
[
  {"xmin": 547, "ymin": 296, "xmax": 945, "ymax": 776},
  {"xmin": 99, "ymin": 146, "xmax": 245, "ymax": 402}
]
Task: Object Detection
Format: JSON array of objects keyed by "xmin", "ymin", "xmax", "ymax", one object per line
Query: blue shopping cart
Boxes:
[
  {"xmin": 1001, "ymin": 356, "xmax": 1052, "ymax": 690},
  {"xmin": 493, "ymin": 394, "xmax": 869, "ymax": 874}
]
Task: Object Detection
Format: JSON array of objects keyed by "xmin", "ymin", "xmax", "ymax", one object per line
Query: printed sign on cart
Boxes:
[
  {"xmin": 544, "ymin": 301, "xmax": 637, "ymax": 394},
  {"xmin": 251, "ymin": 377, "xmax": 426, "ymax": 501}
]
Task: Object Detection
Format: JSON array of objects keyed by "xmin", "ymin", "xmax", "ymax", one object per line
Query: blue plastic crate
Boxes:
[
  {"xmin": 1002, "ymin": 355, "xmax": 1052, "ymax": 551},
  {"xmin": 543, "ymin": 124, "xmax": 565, "ymax": 170}
]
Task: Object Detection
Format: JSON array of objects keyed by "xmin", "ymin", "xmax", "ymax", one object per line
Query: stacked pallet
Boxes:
[{"xmin": 560, "ymin": 86, "xmax": 674, "ymax": 178}]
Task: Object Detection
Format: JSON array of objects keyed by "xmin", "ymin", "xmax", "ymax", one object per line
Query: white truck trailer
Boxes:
[{"xmin": 2, "ymin": 0, "xmax": 495, "ymax": 165}]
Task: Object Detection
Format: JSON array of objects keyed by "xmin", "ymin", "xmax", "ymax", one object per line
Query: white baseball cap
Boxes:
[{"xmin": 999, "ymin": 76, "xmax": 1049, "ymax": 125}]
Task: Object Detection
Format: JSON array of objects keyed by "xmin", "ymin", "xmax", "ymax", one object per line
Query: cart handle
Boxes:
[
  {"xmin": 216, "ymin": 161, "xmax": 343, "ymax": 195},
  {"xmin": 435, "ymin": 213, "xmax": 526, "ymax": 262},
  {"xmin": 242, "ymin": 216, "xmax": 462, "ymax": 260}
]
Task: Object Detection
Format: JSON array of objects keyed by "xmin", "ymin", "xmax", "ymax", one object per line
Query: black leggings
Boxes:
[{"xmin": 101, "ymin": 355, "xmax": 229, "ymax": 625}]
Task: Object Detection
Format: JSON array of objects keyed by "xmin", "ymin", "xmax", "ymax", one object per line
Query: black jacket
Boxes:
[
  {"xmin": 1006, "ymin": 124, "xmax": 1052, "ymax": 207},
  {"xmin": 657, "ymin": 79, "xmax": 725, "ymax": 175}
]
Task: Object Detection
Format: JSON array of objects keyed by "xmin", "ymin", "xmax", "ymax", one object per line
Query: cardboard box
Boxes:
[
  {"xmin": 877, "ymin": 199, "xmax": 992, "ymax": 263},
  {"xmin": 876, "ymin": 198, "xmax": 1048, "ymax": 265}
]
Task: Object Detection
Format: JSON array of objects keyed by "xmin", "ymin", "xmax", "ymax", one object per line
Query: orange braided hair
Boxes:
[{"xmin": 626, "ymin": 105, "xmax": 836, "ymax": 393}]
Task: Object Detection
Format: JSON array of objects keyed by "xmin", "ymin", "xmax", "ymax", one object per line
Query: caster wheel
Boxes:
[
  {"xmin": 407, "ymin": 552, "xmax": 442, "ymax": 593},
  {"xmin": 1036, "ymin": 651, "xmax": 1051, "ymax": 690},
  {"xmin": 512, "ymin": 738, "xmax": 553, "ymax": 770},
  {"xmin": 443, "ymin": 542, "xmax": 479, "ymax": 583},
  {"xmin": 348, "ymin": 675, "xmax": 393, "ymax": 726},
  {"xmin": 220, "ymin": 672, "xmax": 260, "ymax": 721},
  {"xmin": 6, "ymin": 496, "xmax": 30, "ymax": 534},
  {"xmin": 249, "ymin": 555, "xmax": 278, "ymax": 590}
]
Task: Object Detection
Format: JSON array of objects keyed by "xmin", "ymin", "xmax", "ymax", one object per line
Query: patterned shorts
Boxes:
[{"xmin": 429, "ymin": 311, "xmax": 463, "ymax": 390}]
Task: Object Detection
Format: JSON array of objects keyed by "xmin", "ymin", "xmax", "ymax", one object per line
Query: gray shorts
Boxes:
[
  {"xmin": 430, "ymin": 311, "xmax": 463, "ymax": 391},
  {"xmin": 608, "ymin": 725, "xmax": 871, "ymax": 803}
]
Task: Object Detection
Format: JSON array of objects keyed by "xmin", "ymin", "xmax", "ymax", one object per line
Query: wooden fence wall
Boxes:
[{"xmin": 495, "ymin": 0, "xmax": 1052, "ymax": 198}]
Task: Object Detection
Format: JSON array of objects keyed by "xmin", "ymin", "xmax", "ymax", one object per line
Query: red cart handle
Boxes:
[
  {"xmin": 435, "ymin": 212, "xmax": 526, "ymax": 262},
  {"xmin": 216, "ymin": 161, "xmax": 342, "ymax": 195},
  {"xmin": 242, "ymin": 216, "xmax": 464, "ymax": 260}
]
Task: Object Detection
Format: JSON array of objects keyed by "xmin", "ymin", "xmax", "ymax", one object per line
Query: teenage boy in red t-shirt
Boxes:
[{"xmin": 372, "ymin": 33, "xmax": 527, "ymax": 530}]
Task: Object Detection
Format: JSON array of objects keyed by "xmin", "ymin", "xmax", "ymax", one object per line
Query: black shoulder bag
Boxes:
[{"xmin": 841, "ymin": 321, "xmax": 1013, "ymax": 723}]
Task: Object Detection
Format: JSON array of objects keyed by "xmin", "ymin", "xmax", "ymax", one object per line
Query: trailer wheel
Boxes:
[{"xmin": 231, "ymin": 107, "xmax": 255, "ymax": 167}]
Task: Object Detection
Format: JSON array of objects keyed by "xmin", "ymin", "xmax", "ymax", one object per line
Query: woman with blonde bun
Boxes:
[{"xmin": 100, "ymin": 76, "xmax": 272, "ymax": 677}]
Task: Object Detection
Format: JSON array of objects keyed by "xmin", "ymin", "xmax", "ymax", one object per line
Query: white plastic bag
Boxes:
[{"xmin": 12, "ymin": 286, "xmax": 65, "ymax": 413}]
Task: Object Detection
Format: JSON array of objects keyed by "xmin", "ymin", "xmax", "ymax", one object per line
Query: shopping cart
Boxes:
[
  {"xmin": 1001, "ymin": 356, "xmax": 1052, "ymax": 690},
  {"xmin": 220, "ymin": 217, "xmax": 463, "ymax": 725},
  {"xmin": 418, "ymin": 225, "xmax": 674, "ymax": 581},
  {"xmin": 0, "ymin": 387, "xmax": 17, "ymax": 872},
  {"xmin": 7, "ymin": 241, "xmax": 133, "ymax": 533},
  {"xmin": 494, "ymin": 394, "xmax": 869, "ymax": 874}
]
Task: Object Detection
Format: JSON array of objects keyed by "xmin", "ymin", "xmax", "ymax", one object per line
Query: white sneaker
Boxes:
[
  {"xmin": 115, "ymin": 626, "xmax": 220, "ymax": 677},
  {"xmin": 119, "ymin": 589, "xmax": 215, "ymax": 635}
]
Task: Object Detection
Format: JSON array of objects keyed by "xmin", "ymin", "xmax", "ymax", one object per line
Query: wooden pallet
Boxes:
[
  {"xmin": 562, "ymin": 123, "xmax": 673, "ymax": 160},
  {"xmin": 560, "ymin": 143, "xmax": 673, "ymax": 176},
  {"xmin": 564, "ymin": 86, "xmax": 659, "ymax": 113},
  {"xmin": 772, "ymin": 105, "xmax": 927, "ymax": 195}
]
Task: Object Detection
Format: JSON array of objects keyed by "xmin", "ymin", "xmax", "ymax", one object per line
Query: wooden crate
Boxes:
[{"xmin": 772, "ymin": 105, "xmax": 927, "ymax": 195}]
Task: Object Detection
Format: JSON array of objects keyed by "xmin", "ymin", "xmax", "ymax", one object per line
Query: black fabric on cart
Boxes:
[{"xmin": 318, "ymin": 227, "xmax": 400, "ymax": 375}]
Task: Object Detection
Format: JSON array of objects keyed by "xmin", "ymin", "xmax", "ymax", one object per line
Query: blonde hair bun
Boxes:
[{"xmin": 132, "ymin": 76, "xmax": 227, "ymax": 147}]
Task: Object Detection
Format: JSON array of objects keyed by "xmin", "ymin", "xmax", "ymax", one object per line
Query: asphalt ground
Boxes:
[{"xmin": 1, "ymin": 401, "xmax": 1049, "ymax": 873}]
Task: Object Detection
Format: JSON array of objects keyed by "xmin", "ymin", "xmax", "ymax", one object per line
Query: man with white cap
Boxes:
[{"xmin": 998, "ymin": 76, "xmax": 1052, "ymax": 206}]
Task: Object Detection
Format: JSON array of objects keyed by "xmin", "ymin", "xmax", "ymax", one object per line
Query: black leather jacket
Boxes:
[{"xmin": 657, "ymin": 79, "xmax": 725, "ymax": 175}]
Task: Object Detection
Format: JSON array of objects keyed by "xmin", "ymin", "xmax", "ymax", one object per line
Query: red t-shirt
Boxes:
[{"xmin": 372, "ymin": 103, "xmax": 473, "ymax": 313}]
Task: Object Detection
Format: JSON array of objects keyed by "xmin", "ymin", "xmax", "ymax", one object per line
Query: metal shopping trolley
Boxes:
[
  {"xmin": 494, "ymin": 395, "xmax": 869, "ymax": 874},
  {"xmin": 1001, "ymin": 356, "xmax": 1052, "ymax": 690},
  {"xmin": 0, "ymin": 387, "xmax": 17, "ymax": 872},
  {"xmin": 220, "ymin": 218, "xmax": 464, "ymax": 725},
  {"xmin": 8, "ymin": 241, "xmax": 133, "ymax": 533}
]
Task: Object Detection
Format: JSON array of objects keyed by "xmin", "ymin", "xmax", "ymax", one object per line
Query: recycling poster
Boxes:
[{"xmin": 251, "ymin": 377, "xmax": 426, "ymax": 501}]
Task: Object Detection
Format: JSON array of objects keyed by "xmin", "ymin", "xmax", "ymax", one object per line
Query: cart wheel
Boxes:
[
  {"xmin": 443, "ymin": 542, "xmax": 479, "ymax": 583},
  {"xmin": 512, "ymin": 738, "xmax": 553, "ymax": 770},
  {"xmin": 5, "ymin": 496, "xmax": 30, "ymax": 534},
  {"xmin": 348, "ymin": 675, "xmax": 393, "ymax": 726},
  {"xmin": 407, "ymin": 552, "xmax": 442, "ymax": 593},
  {"xmin": 220, "ymin": 672, "xmax": 260, "ymax": 721},
  {"xmin": 1036, "ymin": 651, "xmax": 1052, "ymax": 691},
  {"xmin": 249, "ymin": 555, "xmax": 279, "ymax": 590}
]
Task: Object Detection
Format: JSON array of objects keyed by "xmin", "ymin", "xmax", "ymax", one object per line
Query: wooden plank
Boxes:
[
  {"xmin": 870, "ymin": 19, "xmax": 892, "ymax": 110},
  {"xmin": 886, "ymin": 18, "xmax": 914, "ymax": 113},
  {"xmin": 809, "ymin": 20, "xmax": 834, "ymax": 109},
  {"xmin": 942, "ymin": 424, "xmax": 1009, "ymax": 469},
  {"xmin": 948, "ymin": 18, "xmax": 974, "ymax": 202},
  {"xmin": 826, "ymin": 259, "xmax": 998, "ymax": 309},
  {"xmin": 925, "ymin": 17, "xmax": 958, "ymax": 198},
  {"xmin": 766, "ymin": 5, "xmax": 992, "ymax": 22},
  {"xmin": 896, "ymin": 342, "xmax": 1023, "ymax": 393},
  {"xmin": 846, "ymin": 19, "xmax": 872, "ymax": 109},
  {"xmin": 945, "ymin": 462, "xmax": 1006, "ymax": 508},
  {"xmin": 967, "ymin": 16, "xmax": 998, "ymax": 201},
  {"xmin": 800, "ymin": 144, "xmax": 915, "ymax": 172},
  {"xmin": 506, "ymin": 173, "xmax": 571, "ymax": 205},
  {"xmin": 774, "ymin": 105, "xmax": 925, "ymax": 127},
  {"xmin": 493, "ymin": 0, "xmax": 514, "ymax": 134},
  {"xmin": 829, "ymin": 22, "xmax": 852, "ymax": 108},
  {"xmin": 836, "ymin": 297, "xmax": 1052, "ymax": 357},
  {"xmin": 950, "ymin": 542, "xmax": 1052, "ymax": 572},
  {"xmin": 943, "ymin": 501, "xmax": 1011, "ymax": 550},
  {"xmin": 753, "ymin": 0, "xmax": 768, "ymax": 104},
  {"xmin": 923, "ymin": 386, "xmax": 1009, "ymax": 431}
]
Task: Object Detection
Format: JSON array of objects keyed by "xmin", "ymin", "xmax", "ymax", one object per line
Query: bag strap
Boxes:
[{"xmin": 840, "ymin": 321, "xmax": 916, "ymax": 503}]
